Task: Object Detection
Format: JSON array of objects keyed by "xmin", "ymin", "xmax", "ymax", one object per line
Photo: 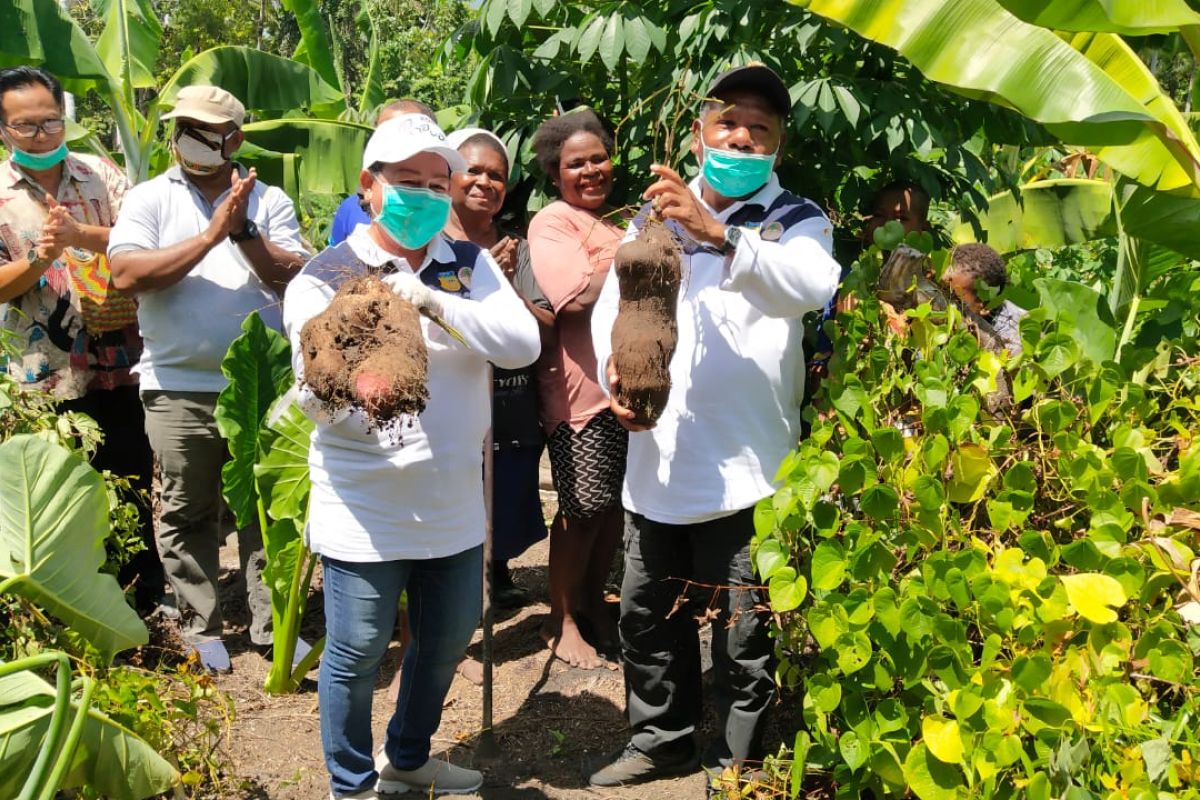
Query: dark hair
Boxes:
[
  {"xmin": 950, "ymin": 243, "xmax": 1008, "ymax": 292},
  {"xmin": 378, "ymin": 98, "xmax": 435, "ymax": 123},
  {"xmin": 459, "ymin": 132, "xmax": 509, "ymax": 174},
  {"xmin": 0, "ymin": 66, "xmax": 64, "ymax": 122},
  {"xmin": 870, "ymin": 180, "xmax": 931, "ymax": 221},
  {"xmin": 531, "ymin": 109, "xmax": 613, "ymax": 178}
]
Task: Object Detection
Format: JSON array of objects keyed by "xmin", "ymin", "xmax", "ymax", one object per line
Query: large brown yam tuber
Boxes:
[
  {"xmin": 299, "ymin": 275, "xmax": 429, "ymax": 425},
  {"xmin": 611, "ymin": 222, "xmax": 681, "ymax": 425}
]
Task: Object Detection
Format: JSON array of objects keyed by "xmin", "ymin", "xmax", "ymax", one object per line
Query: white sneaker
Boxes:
[{"xmin": 376, "ymin": 755, "xmax": 483, "ymax": 795}]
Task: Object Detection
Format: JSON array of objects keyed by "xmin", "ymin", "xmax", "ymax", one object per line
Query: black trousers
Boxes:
[
  {"xmin": 620, "ymin": 507, "xmax": 776, "ymax": 765},
  {"xmin": 60, "ymin": 384, "xmax": 165, "ymax": 611}
]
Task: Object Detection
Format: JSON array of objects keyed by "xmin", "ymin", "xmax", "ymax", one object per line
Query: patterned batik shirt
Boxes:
[{"xmin": 0, "ymin": 152, "xmax": 141, "ymax": 399}]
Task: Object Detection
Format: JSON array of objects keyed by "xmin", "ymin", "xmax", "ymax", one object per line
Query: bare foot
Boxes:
[
  {"xmin": 541, "ymin": 617, "xmax": 608, "ymax": 669},
  {"xmin": 456, "ymin": 657, "xmax": 484, "ymax": 686}
]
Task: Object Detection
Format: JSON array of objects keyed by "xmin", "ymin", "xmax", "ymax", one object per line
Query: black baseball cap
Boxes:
[{"xmin": 705, "ymin": 63, "xmax": 792, "ymax": 118}]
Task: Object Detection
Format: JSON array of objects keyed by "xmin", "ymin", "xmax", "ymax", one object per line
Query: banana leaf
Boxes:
[
  {"xmin": 242, "ymin": 118, "xmax": 373, "ymax": 196},
  {"xmin": 791, "ymin": 0, "xmax": 1200, "ymax": 194},
  {"xmin": 159, "ymin": 46, "xmax": 344, "ymax": 119},
  {"xmin": 282, "ymin": 0, "xmax": 341, "ymax": 91},
  {"xmin": 215, "ymin": 313, "xmax": 294, "ymax": 530},
  {"xmin": 92, "ymin": 0, "xmax": 162, "ymax": 90},
  {"xmin": 951, "ymin": 179, "xmax": 1117, "ymax": 252},
  {"xmin": 0, "ymin": 436, "xmax": 147, "ymax": 659},
  {"xmin": 1119, "ymin": 182, "xmax": 1200, "ymax": 260},
  {"xmin": 996, "ymin": 0, "xmax": 1200, "ymax": 34},
  {"xmin": 0, "ymin": 0, "xmax": 111, "ymax": 93},
  {"xmin": 0, "ymin": 669, "xmax": 176, "ymax": 800}
]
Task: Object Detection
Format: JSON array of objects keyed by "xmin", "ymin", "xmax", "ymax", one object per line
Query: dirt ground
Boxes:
[{"xmin": 173, "ymin": 463, "xmax": 793, "ymax": 799}]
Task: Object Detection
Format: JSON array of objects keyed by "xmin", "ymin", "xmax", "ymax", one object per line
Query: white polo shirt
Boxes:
[
  {"xmin": 283, "ymin": 225, "xmax": 541, "ymax": 562},
  {"xmin": 591, "ymin": 174, "xmax": 841, "ymax": 525},
  {"xmin": 107, "ymin": 165, "xmax": 307, "ymax": 392}
]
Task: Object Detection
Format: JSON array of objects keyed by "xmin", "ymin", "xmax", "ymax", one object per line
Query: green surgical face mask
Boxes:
[
  {"xmin": 8, "ymin": 141, "xmax": 68, "ymax": 171},
  {"xmin": 375, "ymin": 180, "xmax": 452, "ymax": 250},
  {"xmin": 699, "ymin": 125, "xmax": 777, "ymax": 199}
]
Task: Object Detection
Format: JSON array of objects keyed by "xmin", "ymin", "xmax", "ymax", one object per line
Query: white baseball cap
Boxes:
[
  {"xmin": 446, "ymin": 126, "xmax": 508, "ymax": 155},
  {"xmin": 361, "ymin": 115, "xmax": 466, "ymax": 173}
]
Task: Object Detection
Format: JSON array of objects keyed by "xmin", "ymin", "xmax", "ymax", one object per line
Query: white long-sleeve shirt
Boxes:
[
  {"xmin": 282, "ymin": 226, "xmax": 540, "ymax": 561},
  {"xmin": 591, "ymin": 174, "xmax": 840, "ymax": 525}
]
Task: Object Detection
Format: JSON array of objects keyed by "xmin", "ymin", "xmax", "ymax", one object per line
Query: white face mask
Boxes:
[{"xmin": 173, "ymin": 127, "xmax": 230, "ymax": 175}]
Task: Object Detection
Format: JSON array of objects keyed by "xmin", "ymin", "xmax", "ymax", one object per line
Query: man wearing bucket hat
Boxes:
[
  {"xmin": 588, "ymin": 64, "xmax": 841, "ymax": 789},
  {"xmin": 0, "ymin": 65, "xmax": 165, "ymax": 614},
  {"xmin": 283, "ymin": 114, "xmax": 539, "ymax": 799},
  {"xmin": 108, "ymin": 84, "xmax": 309, "ymax": 673}
]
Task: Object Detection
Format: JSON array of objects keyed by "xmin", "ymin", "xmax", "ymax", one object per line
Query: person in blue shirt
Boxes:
[{"xmin": 327, "ymin": 99, "xmax": 436, "ymax": 246}]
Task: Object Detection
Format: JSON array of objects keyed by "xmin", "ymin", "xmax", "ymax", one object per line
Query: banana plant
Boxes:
[
  {"xmin": 0, "ymin": 0, "xmax": 359, "ymax": 192},
  {"xmin": 214, "ymin": 313, "xmax": 320, "ymax": 695},
  {"xmin": 0, "ymin": 435, "xmax": 177, "ymax": 800}
]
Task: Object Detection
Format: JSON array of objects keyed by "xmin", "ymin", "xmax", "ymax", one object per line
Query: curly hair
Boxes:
[
  {"xmin": 531, "ymin": 108, "xmax": 614, "ymax": 178},
  {"xmin": 949, "ymin": 243, "xmax": 1008, "ymax": 292}
]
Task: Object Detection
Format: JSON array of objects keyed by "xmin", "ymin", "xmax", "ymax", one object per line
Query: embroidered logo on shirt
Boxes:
[
  {"xmin": 457, "ymin": 266, "xmax": 473, "ymax": 289},
  {"xmin": 761, "ymin": 221, "xmax": 784, "ymax": 241},
  {"xmin": 438, "ymin": 271, "xmax": 463, "ymax": 292}
]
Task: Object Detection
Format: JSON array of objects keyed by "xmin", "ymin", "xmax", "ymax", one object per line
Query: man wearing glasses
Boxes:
[
  {"xmin": 108, "ymin": 84, "xmax": 309, "ymax": 673},
  {"xmin": 0, "ymin": 65, "xmax": 165, "ymax": 616}
]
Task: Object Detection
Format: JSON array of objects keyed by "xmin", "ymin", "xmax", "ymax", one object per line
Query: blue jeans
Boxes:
[{"xmin": 319, "ymin": 546, "xmax": 482, "ymax": 796}]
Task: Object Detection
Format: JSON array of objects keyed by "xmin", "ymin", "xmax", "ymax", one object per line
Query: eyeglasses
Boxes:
[{"xmin": 3, "ymin": 119, "xmax": 66, "ymax": 139}]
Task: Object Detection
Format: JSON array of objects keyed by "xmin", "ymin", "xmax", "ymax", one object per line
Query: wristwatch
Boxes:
[
  {"xmin": 721, "ymin": 225, "xmax": 743, "ymax": 254},
  {"xmin": 25, "ymin": 246, "xmax": 51, "ymax": 270},
  {"xmin": 229, "ymin": 219, "xmax": 259, "ymax": 243}
]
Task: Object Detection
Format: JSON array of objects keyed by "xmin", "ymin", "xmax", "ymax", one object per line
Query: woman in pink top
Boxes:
[{"xmin": 529, "ymin": 110, "xmax": 627, "ymax": 669}]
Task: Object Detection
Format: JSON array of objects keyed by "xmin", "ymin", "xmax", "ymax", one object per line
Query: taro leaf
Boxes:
[
  {"xmin": 215, "ymin": 312, "xmax": 293, "ymax": 529},
  {"xmin": 0, "ymin": 435, "xmax": 146, "ymax": 658},
  {"xmin": 0, "ymin": 670, "xmax": 177, "ymax": 799},
  {"xmin": 1060, "ymin": 572, "xmax": 1128, "ymax": 623},
  {"xmin": 261, "ymin": 517, "xmax": 302, "ymax": 610},
  {"xmin": 754, "ymin": 539, "xmax": 788, "ymax": 581},
  {"xmin": 254, "ymin": 399, "xmax": 315, "ymax": 523},
  {"xmin": 810, "ymin": 541, "xmax": 847, "ymax": 591},
  {"xmin": 946, "ymin": 444, "xmax": 997, "ymax": 504},
  {"xmin": 768, "ymin": 567, "xmax": 807, "ymax": 613},
  {"xmin": 839, "ymin": 730, "xmax": 868, "ymax": 771},
  {"xmin": 922, "ymin": 715, "xmax": 965, "ymax": 765},
  {"xmin": 903, "ymin": 742, "xmax": 963, "ymax": 800}
]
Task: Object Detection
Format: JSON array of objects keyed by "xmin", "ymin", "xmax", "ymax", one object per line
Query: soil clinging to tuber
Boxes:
[
  {"xmin": 300, "ymin": 275, "xmax": 429, "ymax": 426},
  {"xmin": 611, "ymin": 221, "xmax": 682, "ymax": 425}
]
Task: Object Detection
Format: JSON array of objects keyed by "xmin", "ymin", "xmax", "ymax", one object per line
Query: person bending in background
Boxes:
[
  {"xmin": 942, "ymin": 242, "xmax": 1027, "ymax": 356},
  {"xmin": 527, "ymin": 109, "xmax": 628, "ymax": 670}
]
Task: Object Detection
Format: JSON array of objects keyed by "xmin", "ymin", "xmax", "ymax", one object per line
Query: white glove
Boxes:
[{"xmin": 382, "ymin": 271, "xmax": 442, "ymax": 316}]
